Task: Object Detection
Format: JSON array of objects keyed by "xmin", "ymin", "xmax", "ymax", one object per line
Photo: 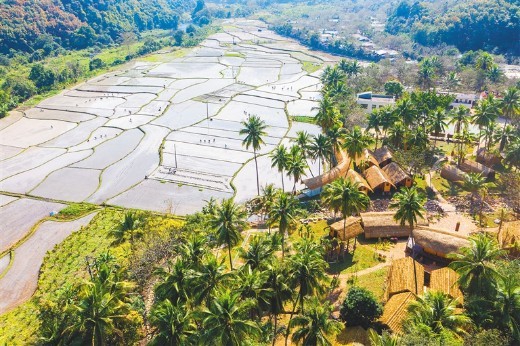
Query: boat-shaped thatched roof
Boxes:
[
  {"xmin": 363, "ymin": 165, "xmax": 394, "ymax": 190},
  {"xmin": 382, "ymin": 162, "xmax": 410, "ymax": 186},
  {"xmin": 380, "ymin": 291, "xmax": 415, "ymax": 334},
  {"xmin": 440, "ymin": 164, "xmax": 466, "ymax": 183},
  {"xmin": 373, "ymin": 146, "xmax": 393, "ymax": 166},
  {"xmin": 329, "ymin": 217, "xmax": 363, "ymax": 241},
  {"xmin": 413, "ymin": 227, "xmax": 470, "ymax": 258},
  {"xmin": 346, "ymin": 169, "xmax": 373, "ymax": 192},
  {"xmin": 360, "ymin": 212, "xmax": 428, "ymax": 239},
  {"xmin": 302, "ymin": 150, "xmax": 351, "ymax": 190},
  {"xmin": 429, "ymin": 267, "xmax": 464, "ymax": 304},
  {"xmin": 355, "ymin": 148, "xmax": 379, "ymax": 168},
  {"xmin": 459, "ymin": 159, "xmax": 495, "ymax": 179}
]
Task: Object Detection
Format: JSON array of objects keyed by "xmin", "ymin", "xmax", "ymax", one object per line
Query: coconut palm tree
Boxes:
[
  {"xmin": 190, "ymin": 254, "xmax": 234, "ymax": 306},
  {"xmin": 453, "ymin": 129, "xmax": 476, "ymax": 166},
  {"xmin": 405, "ymin": 291, "xmax": 471, "ymax": 336},
  {"xmin": 427, "ymin": 109, "xmax": 448, "ymax": 148},
  {"xmin": 449, "ymin": 106, "xmax": 471, "ymax": 135},
  {"xmin": 321, "ymin": 66, "xmax": 345, "ymax": 88},
  {"xmin": 367, "ymin": 109, "xmax": 383, "ymax": 149},
  {"xmin": 476, "ymin": 52, "xmax": 495, "ymax": 72},
  {"xmin": 326, "ymin": 125, "xmax": 345, "ymax": 163},
  {"xmin": 501, "ymin": 86, "xmax": 520, "ymax": 124},
  {"xmin": 180, "ymin": 234, "xmax": 208, "ymax": 269},
  {"xmin": 235, "ymin": 266, "xmax": 271, "ymax": 319},
  {"xmin": 473, "ymin": 97, "xmax": 501, "ymax": 150},
  {"xmin": 380, "ymin": 106, "xmax": 398, "ymax": 138},
  {"xmin": 446, "ymin": 72, "xmax": 460, "ymax": 91},
  {"xmin": 154, "ymin": 258, "xmax": 191, "ymax": 303},
  {"xmin": 149, "ymin": 299, "xmax": 197, "ymax": 346},
  {"xmin": 494, "ymin": 272, "xmax": 520, "ymax": 343},
  {"xmin": 199, "ymin": 290, "xmax": 261, "ymax": 346},
  {"xmin": 269, "ymin": 192, "xmax": 299, "ymax": 258},
  {"xmin": 418, "ymin": 62, "xmax": 435, "ymax": 90},
  {"xmin": 462, "ymin": 173, "xmax": 489, "ymax": 217},
  {"xmin": 449, "ymin": 233, "xmax": 504, "ymax": 297},
  {"xmin": 487, "ymin": 65, "xmax": 504, "ymax": 83},
  {"xmin": 387, "ymin": 121, "xmax": 407, "ymax": 149},
  {"xmin": 209, "ymin": 199, "xmax": 247, "ymax": 270},
  {"xmin": 394, "ymin": 98, "xmax": 417, "ymax": 129},
  {"xmin": 238, "ymin": 234, "xmax": 278, "ymax": 271},
  {"xmin": 285, "ymin": 239, "xmax": 329, "ymax": 346},
  {"xmin": 316, "ymin": 96, "xmax": 340, "ymax": 131},
  {"xmin": 270, "ymin": 144, "xmax": 289, "ymax": 191},
  {"xmin": 504, "ymin": 138, "xmax": 520, "ymax": 170},
  {"xmin": 341, "ymin": 126, "xmax": 374, "ymax": 169},
  {"xmin": 368, "ymin": 329, "xmax": 400, "ymax": 346},
  {"xmin": 308, "ymin": 134, "xmax": 333, "ymax": 176},
  {"xmin": 495, "ymin": 124, "xmax": 517, "ymax": 152},
  {"xmin": 406, "ymin": 126, "xmax": 429, "ymax": 150},
  {"xmin": 266, "ymin": 262, "xmax": 293, "ymax": 345},
  {"xmin": 289, "ymin": 298, "xmax": 342, "ymax": 346},
  {"xmin": 321, "ymin": 178, "xmax": 370, "ymax": 242},
  {"xmin": 240, "ymin": 115, "xmax": 268, "ymax": 195},
  {"xmin": 389, "ymin": 186, "xmax": 426, "ymax": 232},
  {"xmin": 286, "ymin": 146, "xmax": 308, "ymax": 193},
  {"xmin": 294, "ymin": 131, "xmax": 312, "ymax": 159},
  {"xmin": 110, "ymin": 212, "xmax": 142, "ymax": 244}
]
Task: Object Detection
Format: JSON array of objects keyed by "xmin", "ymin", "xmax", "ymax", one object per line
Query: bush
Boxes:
[
  {"xmin": 89, "ymin": 58, "xmax": 105, "ymax": 71},
  {"xmin": 3, "ymin": 76, "xmax": 36, "ymax": 101},
  {"xmin": 340, "ymin": 286, "xmax": 383, "ymax": 328}
]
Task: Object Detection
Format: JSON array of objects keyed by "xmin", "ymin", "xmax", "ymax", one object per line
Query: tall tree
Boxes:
[
  {"xmin": 462, "ymin": 173, "xmax": 489, "ymax": 218},
  {"xmin": 286, "ymin": 146, "xmax": 309, "ymax": 193},
  {"xmin": 149, "ymin": 299, "xmax": 197, "ymax": 346},
  {"xmin": 199, "ymin": 290, "xmax": 261, "ymax": 346},
  {"xmin": 270, "ymin": 144, "xmax": 289, "ymax": 191},
  {"xmin": 341, "ymin": 126, "xmax": 374, "ymax": 169},
  {"xmin": 269, "ymin": 192, "xmax": 299, "ymax": 258},
  {"xmin": 449, "ymin": 233, "xmax": 504, "ymax": 297},
  {"xmin": 449, "ymin": 106, "xmax": 471, "ymax": 135},
  {"xmin": 367, "ymin": 109, "xmax": 383, "ymax": 149},
  {"xmin": 289, "ymin": 298, "xmax": 342, "ymax": 346},
  {"xmin": 294, "ymin": 131, "xmax": 311, "ymax": 159},
  {"xmin": 316, "ymin": 96, "xmax": 340, "ymax": 131},
  {"xmin": 389, "ymin": 186, "xmax": 426, "ymax": 232},
  {"xmin": 322, "ymin": 178, "xmax": 370, "ymax": 242},
  {"xmin": 427, "ymin": 109, "xmax": 448, "ymax": 148},
  {"xmin": 209, "ymin": 199, "xmax": 247, "ymax": 270},
  {"xmin": 308, "ymin": 134, "xmax": 333, "ymax": 176},
  {"xmin": 265, "ymin": 262, "xmax": 292, "ymax": 345},
  {"xmin": 473, "ymin": 97, "xmax": 501, "ymax": 150},
  {"xmin": 240, "ymin": 115, "xmax": 268, "ymax": 195}
]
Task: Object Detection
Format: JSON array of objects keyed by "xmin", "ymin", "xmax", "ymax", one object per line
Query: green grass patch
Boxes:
[
  {"xmin": 353, "ymin": 267, "xmax": 389, "ymax": 301},
  {"xmin": 51, "ymin": 203, "xmax": 99, "ymax": 221},
  {"xmin": 302, "ymin": 61, "xmax": 322, "ymax": 73},
  {"xmin": 224, "ymin": 51, "xmax": 244, "ymax": 58},
  {"xmin": 291, "ymin": 115, "xmax": 317, "ymax": 124},
  {"xmin": 328, "ymin": 242, "xmax": 383, "ymax": 275}
]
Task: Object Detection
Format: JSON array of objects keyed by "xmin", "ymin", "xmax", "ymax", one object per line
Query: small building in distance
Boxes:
[
  {"xmin": 438, "ymin": 91, "xmax": 481, "ymax": 109},
  {"xmin": 459, "ymin": 159, "xmax": 496, "ymax": 180},
  {"xmin": 382, "ymin": 162, "xmax": 413, "ymax": 188},
  {"xmin": 329, "ymin": 216, "xmax": 363, "ymax": 241},
  {"xmin": 356, "ymin": 91, "xmax": 395, "ymax": 113}
]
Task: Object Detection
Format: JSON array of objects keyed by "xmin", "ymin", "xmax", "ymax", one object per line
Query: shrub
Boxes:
[{"xmin": 340, "ymin": 286, "xmax": 383, "ymax": 328}]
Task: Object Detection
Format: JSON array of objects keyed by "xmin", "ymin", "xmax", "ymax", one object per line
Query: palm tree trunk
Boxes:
[
  {"xmin": 228, "ymin": 242, "xmax": 234, "ymax": 271},
  {"xmin": 281, "ymin": 171, "xmax": 285, "ymax": 192},
  {"xmin": 343, "ymin": 216, "xmax": 346, "ymax": 242},
  {"xmin": 284, "ymin": 294, "xmax": 301, "ymax": 346},
  {"xmin": 272, "ymin": 313, "xmax": 278, "ymax": 346},
  {"xmin": 254, "ymin": 149, "xmax": 260, "ymax": 195}
]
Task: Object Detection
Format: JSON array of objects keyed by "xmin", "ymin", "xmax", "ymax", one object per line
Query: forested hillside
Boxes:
[
  {"xmin": 386, "ymin": 0, "xmax": 520, "ymax": 56},
  {"xmin": 0, "ymin": 0, "xmax": 196, "ymax": 55}
]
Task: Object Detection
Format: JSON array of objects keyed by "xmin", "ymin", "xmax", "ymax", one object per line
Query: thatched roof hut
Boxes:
[
  {"xmin": 363, "ymin": 165, "xmax": 394, "ymax": 192},
  {"xmin": 476, "ymin": 148, "xmax": 501, "ymax": 167},
  {"xmin": 329, "ymin": 217, "xmax": 363, "ymax": 241},
  {"xmin": 380, "ymin": 292, "xmax": 415, "ymax": 333},
  {"xmin": 413, "ymin": 227, "xmax": 470, "ymax": 259},
  {"xmin": 346, "ymin": 169, "xmax": 373, "ymax": 193},
  {"xmin": 459, "ymin": 159, "xmax": 495, "ymax": 180},
  {"xmin": 360, "ymin": 212, "xmax": 428, "ymax": 239},
  {"xmin": 499, "ymin": 221, "xmax": 520, "ymax": 257},
  {"xmin": 440, "ymin": 165, "xmax": 466, "ymax": 183},
  {"xmin": 430, "ymin": 267, "xmax": 464, "ymax": 305},
  {"xmin": 373, "ymin": 146, "xmax": 393, "ymax": 167},
  {"xmin": 303, "ymin": 150, "xmax": 351, "ymax": 190},
  {"xmin": 355, "ymin": 148, "xmax": 379, "ymax": 169},
  {"xmin": 386, "ymin": 257, "xmax": 425, "ymax": 298},
  {"xmin": 382, "ymin": 162, "xmax": 412, "ymax": 187}
]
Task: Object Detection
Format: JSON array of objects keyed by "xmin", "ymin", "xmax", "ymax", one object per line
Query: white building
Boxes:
[{"xmin": 356, "ymin": 92, "xmax": 395, "ymax": 113}]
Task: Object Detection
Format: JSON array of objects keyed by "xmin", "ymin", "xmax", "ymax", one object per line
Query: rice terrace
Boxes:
[{"xmin": 0, "ymin": 0, "xmax": 519, "ymax": 345}]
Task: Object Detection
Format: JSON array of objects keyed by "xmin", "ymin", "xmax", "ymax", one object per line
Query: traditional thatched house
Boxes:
[
  {"xmin": 380, "ymin": 292, "xmax": 415, "ymax": 333},
  {"xmin": 429, "ymin": 267, "xmax": 464, "ymax": 305},
  {"xmin": 363, "ymin": 165, "xmax": 394, "ymax": 193},
  {"xmin": 346, "ymin": 169, "xmax": 372, "ymax": 194},
  {"xmin": 329, "ymin": 217, "xmax": 363, "ymax": 241},
  {"xmin": 459, "ymin": 159, "xmax": 495, "ymax": 180},
  {"xmin": 440, "ymin": 165, "xmax": 466, "ymax": 183},
  {"xmin": 373, "ymin": 146, "xmax": 393, "ymax": 167},
  {"xmin": 499, "ymin": 221, "xmax": 520, "ymax": 257},
  {"xmin": 413, "ymin": 227, "xmax": 470, "ymax": 259},
  {"xmin": 476, "ymin": 148, "xmax": 501, "ymax": 167},
  {"xmin": 303, "ymin": 150, "xmax": 351, "ymax": 190},
  {"xmin": 382, "ymin": 162, "xmax": 413, "ymax": 187},
  {"xmin": 360, "ymin": 212, "xmax": 428, "ymax": 239},
  {"xmin": 386, "ymin": 257, "xmax": 425, "ymax": 298}
]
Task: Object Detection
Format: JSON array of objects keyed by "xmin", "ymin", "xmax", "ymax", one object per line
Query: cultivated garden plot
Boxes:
[
  {"xmin": 0, "ymin": 19, "xmax": 335, "ymax": 216},
  {"xmin": 0, "ymin": 213, "xmax": 97, "ymax": 315}
]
